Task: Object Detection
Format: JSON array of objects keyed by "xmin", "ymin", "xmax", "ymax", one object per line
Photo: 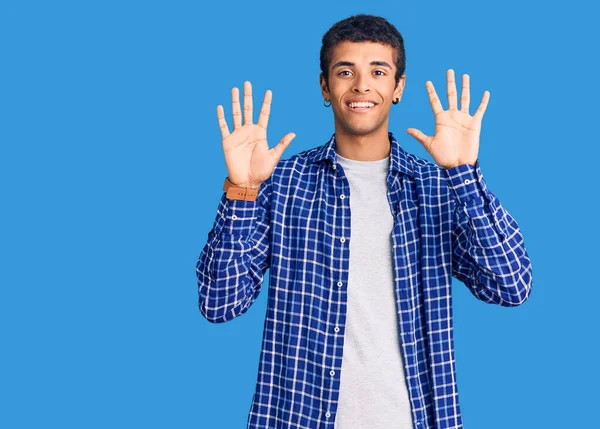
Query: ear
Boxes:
[
  {"xmin": 393, "ymin": 74, "xmax": 407, "ymax": 103},
  {"xmin": 320, "ymin": 74, "xmax": 330, "ymax": 100}
]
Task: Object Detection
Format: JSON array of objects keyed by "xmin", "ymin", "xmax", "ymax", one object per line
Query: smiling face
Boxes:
[{"xmin": 320, "ymin": 41, "xmax": 406, "ymax": 137}]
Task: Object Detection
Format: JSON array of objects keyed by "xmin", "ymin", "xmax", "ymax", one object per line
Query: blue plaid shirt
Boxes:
[{"xmin": 196, "ymin": 132, "xmax": 533, "ymax": 429}]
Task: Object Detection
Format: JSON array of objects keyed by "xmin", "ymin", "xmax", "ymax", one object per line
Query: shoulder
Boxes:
[
  {"xmin": 399, "ymin": 147, "xmax": 454, "ymax": 201},
  {"xmin": 403, "ymin": 149, "xmax": 445, "ymax": 180},
  {"xmin": 276, "ymin": 147, "xmax": 314, "ymax": 170},
  {"xmin": 271, "ymin": 145, "xmax": 323, "ymax": 184}
]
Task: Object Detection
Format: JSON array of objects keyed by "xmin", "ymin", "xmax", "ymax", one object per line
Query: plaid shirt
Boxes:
[{"xmin": 196, "ymin": 132, "xmax": 533, "ymax": 429}]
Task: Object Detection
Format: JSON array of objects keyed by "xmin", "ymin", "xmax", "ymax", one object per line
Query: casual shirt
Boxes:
[{"xmin": 196, "ymin": 132, "xmax": 533, "ymax": 429}]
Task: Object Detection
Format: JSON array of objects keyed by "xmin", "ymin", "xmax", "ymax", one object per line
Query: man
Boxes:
[{"xmin": 196, "ymin": 14, "xmax": 532, "ymax": 429}]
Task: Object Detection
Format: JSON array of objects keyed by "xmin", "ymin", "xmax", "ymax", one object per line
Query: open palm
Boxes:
[
  {"xmin": 407, "ymin": 69, "xmax": 490, "ymax": 169},
  {"xmin": 217, "ymin": 81, "xmax": 295, "ymax": 188}
]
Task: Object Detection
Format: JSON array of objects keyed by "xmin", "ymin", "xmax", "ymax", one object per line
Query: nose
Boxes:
[{"xmin": 352, "ymin": 73, "xmax": 370, "ymax": 93}]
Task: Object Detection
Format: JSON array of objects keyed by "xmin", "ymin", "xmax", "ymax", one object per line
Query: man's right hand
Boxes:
[{"xmin": 217, "ymin": 81, "xmax": 295, "ymax": 189}]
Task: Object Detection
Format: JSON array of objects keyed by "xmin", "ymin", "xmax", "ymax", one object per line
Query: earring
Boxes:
[
  {"xmin": 392, "ymin": 98, "xmax": 399, "ymax": 105},
  {"xmin": 324, "ymin": 100, "xmax": 331, "ymax": 107}
]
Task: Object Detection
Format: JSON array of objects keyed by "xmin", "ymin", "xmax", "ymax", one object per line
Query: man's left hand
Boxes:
[{"xmin": 406, "ymin": 69, "xmax": 490, "ymax": 170}]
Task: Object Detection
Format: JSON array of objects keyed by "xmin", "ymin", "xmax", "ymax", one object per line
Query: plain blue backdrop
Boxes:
[{"xmin": 1, "ymin": 0, "xmax": 598, "ymax": 428}]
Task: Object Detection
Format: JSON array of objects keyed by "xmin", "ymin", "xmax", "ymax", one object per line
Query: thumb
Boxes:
[
  {"xmin": 406, "ymin": 127, "xmax": 432, "ymax": 148},
  {"xmin": 270, "ymin": 132, "xmax": 296, "ymax": 161}
]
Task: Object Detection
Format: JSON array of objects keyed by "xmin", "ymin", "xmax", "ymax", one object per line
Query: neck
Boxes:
[{"xmin": 334, "ymin": 125, "xmax": 391, "ymax": 161}]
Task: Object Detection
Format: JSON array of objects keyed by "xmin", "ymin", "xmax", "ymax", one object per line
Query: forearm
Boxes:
[
  {"xmin": 445, "ymin": 161, "xmax": 533, "ymax": 306},
  {"xmin": 196, "ymin": 187, "xmax": 271, "ymax": 323}
]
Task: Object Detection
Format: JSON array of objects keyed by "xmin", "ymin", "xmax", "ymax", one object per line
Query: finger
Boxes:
[
  {"xmin": 473, "ymin": 90, "xmax": 490, "ymax": 122},
  {"xmin": 243, "ymin": 81, "xmax": 253, "ymax": 125},
  {"xmin": 425, "ymin": 81, "xmax": 444, "ymax": 116},
  {"xmin": 406, "ymin": 127, "xmax": 433, "ymax": 150},
  {"xmin": 257, "ymin": 90, "xmax": 272, "ymax": 129},
  {"xmin": 460, "ymin": 73, "xmax": 470, "ymax": 113},
  {"xmin": 270, "ymin": 132, "xmax": 295, "ymax": 161},
  {"xmin": 231, "ymin": 87, "xmax": 242, "ymax": 129},
  {"xmin": 216, "ymin": 105, "xmax": 230, "ymax": 139},
  {"xmin": 447, "ymin": 69, "xmax": 458, "ymax": 110}
]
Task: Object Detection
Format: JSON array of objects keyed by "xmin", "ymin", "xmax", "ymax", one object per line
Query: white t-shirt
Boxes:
[{"xmin": 333, "ymin": 152, "xmax": 414, "ymax": 429}]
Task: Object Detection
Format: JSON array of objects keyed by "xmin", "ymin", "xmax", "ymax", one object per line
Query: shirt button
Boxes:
[
  {"xmin": 337, "ymin": 281, "xmax": 343, "ymax": 287},
  {"xmin": 330, "ymin": 370, "xmax": 335, "ymax": 376},
  {"xmin": 340, "ymin": 194, "xmax": 345, "ymax": 199},
  {"xmin": 334, "ymin": 327, "xmax": 340, "ymax": 332},
  {"xmin": 325, "ymin": 412, "xmax": 331, "ymax": 418},
  {"xmin": 464, "ymin": 179, "xmax": 472, "ymax": 184},
  {"xmin": 340, "ymin": 238, "xmax": 346, "ymax": 243},
  {"xmin": 332, "ymin": 164, "xmax": 337, "ymax": 170},
  {"xmin": 231, "ymin": 215, "xmax": 237, "ymax": 220}
]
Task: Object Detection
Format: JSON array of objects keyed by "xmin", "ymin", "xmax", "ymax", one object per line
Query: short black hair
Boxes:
[{"xmin": 320, "ymin": 14, "xmax": 406, "ymax": 89}]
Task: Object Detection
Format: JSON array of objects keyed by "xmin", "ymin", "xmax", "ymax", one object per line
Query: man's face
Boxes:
[{"xmin": 320, "ymin": 41, "xmax": 405, "ymax": 137}]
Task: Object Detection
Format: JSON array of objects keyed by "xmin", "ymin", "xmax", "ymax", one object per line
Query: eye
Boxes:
[
  {"xmin": 373, "ymin": 70, "xmax": 385, "ymax": 76},
  {"xmin": 338, "ymin": 70, "xmax": 352, "ymax": 76}
]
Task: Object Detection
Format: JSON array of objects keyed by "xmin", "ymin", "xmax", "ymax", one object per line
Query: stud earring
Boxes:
[{"xmin": 392, "ymin": 98, "xmax": 399, "ymax": 105}]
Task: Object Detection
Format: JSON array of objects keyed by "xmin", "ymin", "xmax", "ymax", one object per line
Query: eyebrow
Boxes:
[{"xmin": 331, "ymin": 60, "xmax": 392, "ymax": 69}]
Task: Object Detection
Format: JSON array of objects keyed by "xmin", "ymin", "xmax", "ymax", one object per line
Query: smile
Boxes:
[{"xmin": 346, "ymin": 101, "xmax": 375, "ymax": 109}]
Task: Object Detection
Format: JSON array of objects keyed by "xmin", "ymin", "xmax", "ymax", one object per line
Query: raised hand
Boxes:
[
  {"xmin": 217, "ymin": 81, "xmax": 295, "ymax": 188},
  {"xmin": 406, "ymin": 69, "xmax": 490, "ymax": 169}
]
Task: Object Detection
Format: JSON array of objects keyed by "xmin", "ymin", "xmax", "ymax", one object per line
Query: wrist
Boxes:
[
  {"xmin": 223, "ymin": 177, "xmax": 260, "ymax": 201},
  {"xmin": 230, "ymin": 179, "xmax": 262, "ymax": 189}
]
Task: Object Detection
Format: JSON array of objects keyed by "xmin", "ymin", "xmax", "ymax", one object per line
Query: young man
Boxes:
[{"xmin": 197, "ymin": 14, "xmax": 532, "ymax": 429}]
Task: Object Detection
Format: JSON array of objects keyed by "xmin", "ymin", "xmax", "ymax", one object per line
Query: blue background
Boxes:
[{"xmin": 1, "ymin": 1, "xmax": 598, "ymax": 428}]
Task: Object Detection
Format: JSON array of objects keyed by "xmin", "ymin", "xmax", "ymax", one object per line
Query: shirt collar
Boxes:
[{"xmin": 308, "ymin": 132, "xmax": 414, "ymax": 177}]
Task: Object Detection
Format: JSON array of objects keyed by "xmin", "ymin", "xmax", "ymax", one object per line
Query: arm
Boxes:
[
  {"xmin": 444, "ymin": 161, "xmax": 532, "ymax": 306},
  {"xmin": 196, "ymin": 178, "xmax": 272, "ymax": 323},
  {"xmin": 196, "ymin": 81, "xmax": 294, "ymax": 323},
  {"xmin": 406, "ymin": 69, "xmax": 532, "ymax": 305}
]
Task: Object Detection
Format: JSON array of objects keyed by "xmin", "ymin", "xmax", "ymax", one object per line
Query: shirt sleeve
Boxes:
[
  {"xmin": 443, "ymin": 160, "xmax": 533, "ymax": 307},
  {"xmin": 196, "ymin": 177, "xmax": 272, "ymax": 323}
]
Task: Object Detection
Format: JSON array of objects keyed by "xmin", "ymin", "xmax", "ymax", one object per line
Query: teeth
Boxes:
[{"xmin": 348, "ymin": 102, "xmax": 374, "ymax": 108}]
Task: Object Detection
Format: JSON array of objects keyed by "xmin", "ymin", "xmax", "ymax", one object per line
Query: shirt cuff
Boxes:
[
  {"xmin": 214, "ymin": 193, "xmax": 262, "ymax": 236},
  {"xmin": 442, "ymin": 160, "xmax": 491, "ymax": 204}
]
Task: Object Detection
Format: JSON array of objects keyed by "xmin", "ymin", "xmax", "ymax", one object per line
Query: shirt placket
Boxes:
[
  {"xmin": 387, "ymin": 172, "xmax": 426, "ymax": 429},
  {"xmin": 323, "ymin": 161, "xmax": 352, "ymax": 426}
]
